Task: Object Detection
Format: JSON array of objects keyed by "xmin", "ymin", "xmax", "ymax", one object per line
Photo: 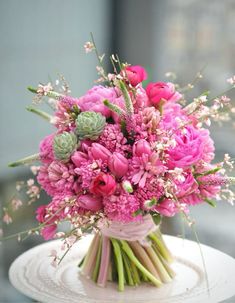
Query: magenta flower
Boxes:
[
  {"xmin": 41, "ymin": 224, "xmax": 57, "ymax": 240},
  {"xmin": 78, "ymin": 194, "xmax": 103, "ymax": 211},
  {"xmin": 90, "ymin": 173, "xmax": 117, "ymax": 196},
  {"xmin": 123, "ymin": 65, "xmax": 147, "ymax": 87},
  {"xmin": 108, "ymin": 152, "xmax": 129, "ymax": 178},
  {"xmin": 146, "ymin": 82, "xmax": 182, "ymax": 106},
  {"xmin": 154, "ymin": 199, "xmax": 179, "ymax": 217},
  {"xmin": 89, "ymin": 143, "xmax": 112, "ymax": 162},
  {"xmin": 174, "ymin": 171, "xmax": 199, "ymax": 198}
]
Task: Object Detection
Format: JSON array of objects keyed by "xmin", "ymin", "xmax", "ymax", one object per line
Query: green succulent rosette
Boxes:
[
  {"xmin": 75, "ymin": 111, "xmax": 106, "ymax": 140},
  {"xmin": 53, "ymin": 131, "xmax": 78, "ymax": 162}
]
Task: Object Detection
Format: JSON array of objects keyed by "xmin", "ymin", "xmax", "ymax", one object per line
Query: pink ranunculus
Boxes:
[
  {"xmin": 77, "ymin": 86, "xmax": 118, "ymax": 118},
  {"xmin": 167, "ymin": 125, "xmax": 208, "ymax": 169},
  {"xmin": 71, "ymin": 151, "xmax": 88, "ymax": 167},
  {"xmin": 39, "ymin": 134, "xmax": 55, "ymax": 164},
  {"xmin": 89, "ymin": 143, "xmax": 112, "ymax": 162},
  {"xmin": 133, "ymin": 139, "xmax": 152, "ymax": 157},
  {"xmin": 78, "ymin": 194, "xmax": 103, "ymax": 211},
  {"xmin": 108, "ymin": 152, "xmax": 129, "ymax": 178},
  {"xmin": 146, "ymin": 82, "xmax": 182, "ymax": 106},
  {"xmin": 123, "ymin": 65, "xmax": 147, "ymax": 87},
  {"xmin": 41, "ymin": 224, "xmax": 57, "ymax": 240},
  {"xmin": 90, "ymin": 173, "xmax": 117, "ymax": 196}
]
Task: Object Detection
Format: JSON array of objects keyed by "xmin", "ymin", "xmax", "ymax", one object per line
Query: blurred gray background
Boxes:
[{"xmin": 0, "ymin": 0, "xmax": 235, "ymax": 302}]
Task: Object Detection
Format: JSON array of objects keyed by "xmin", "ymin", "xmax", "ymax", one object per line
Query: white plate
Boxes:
[{"xmin": 9, "ymin": 235, "xmax": 235, "ymax": 303}]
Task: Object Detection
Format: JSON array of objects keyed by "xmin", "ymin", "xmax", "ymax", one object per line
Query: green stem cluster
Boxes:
[{"xmin": 79, "ymin": 229, "xmax": 175, "ymax": 291}]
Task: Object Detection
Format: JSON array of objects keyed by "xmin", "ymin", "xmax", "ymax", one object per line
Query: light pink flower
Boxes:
[
  {"xmin": 108, "ymin": 152, "xmax": 129, "ymax": 178},
  {"xmin": 146, "ymin": 82, "xmax": 182, "ymax": 106},
  {"xmin": 77, "ymin": 86, "xmax": 118, "ymax": 118}
]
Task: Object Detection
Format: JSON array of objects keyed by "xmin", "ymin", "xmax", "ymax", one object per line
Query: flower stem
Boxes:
[
  {"xmin": 121, "ymin": 250, "xmax": 134, "ymax": 286},
  {"xmin": 145, "ymin": 245, "xmax": 171, "ymax": 283},
  {"xmin": 97, "ymin": 236, "xmax": 111, "ymax": 287},
  {"xmin": 92, "ymin": 235, "xmax": 102, "ymax": 282},
  {"xmin": 81, "ymin": 232, "xmax": 100, "ymax": 278},
  {"xmin": 8, "ymin": 153, "xmax": 40, "ymax": 167},
  {"xmin": 103, "ymin": 99, "xmax": 125, "ymax": 116},
  {"xmin": 119, "ymin": 80, "xmax": 134, "ymax": 115},
  {"xmin": 26, "ymin": 106, "xmax": 53, "ymax": 122},
  {"xmin": 149, "ymin": 232, "xmax": 173, "ymax": 263},
  {"xmin": 111, "ymin": 238, "xmax": 125, "ymax": 291},
  {"xmin": 120, "ymin": 240, "xmax": 162, "ymax": 287}
]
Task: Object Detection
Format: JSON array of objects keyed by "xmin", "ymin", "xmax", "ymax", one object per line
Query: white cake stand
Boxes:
[{"xmin": 9, "ymin": 235, "xmax": 235, "ymax": 303}]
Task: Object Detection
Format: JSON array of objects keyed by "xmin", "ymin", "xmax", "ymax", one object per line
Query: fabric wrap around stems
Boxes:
[{"xmin": 98, "ymin": 214, "xmax": 158, "ymax": 242}]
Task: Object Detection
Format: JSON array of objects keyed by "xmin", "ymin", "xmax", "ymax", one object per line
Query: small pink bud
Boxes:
[
  {"xmin": 89, "ymin": 143, "xmax": 111, "ymax": 162},
  {"xmin": 133, "ymin": 139, "xmax": 152, "ymax": 157},
  {"xmin": 78, "ymin": 194, "xmax": 103, "ymax": 211},
  {"xmin": 71, "ymin": 151, "xmax": 88, "ymax": 167},
  {"xmin": 108, "ymin": 152, "xmax": 128, "ymax": 178}
]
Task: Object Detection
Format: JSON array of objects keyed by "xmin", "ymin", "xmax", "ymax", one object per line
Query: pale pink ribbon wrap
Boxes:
[{"xmin": 98, "ymin": 214, "xmax": 157, "ymax": 243}]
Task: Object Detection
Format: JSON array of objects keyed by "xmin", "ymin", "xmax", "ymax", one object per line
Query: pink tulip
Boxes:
[
  {"xmin": 90, "ymin": 173, "xmax": 117, "ymax": 196},
  {"xmin": 78, "ymin": 194, "xmax": 103, "ymax": 211},
  {"xmin": 89, "ymin": 143, "xmax": 112, "ymax": 162},
  {"xmin": 108, "ymin": 152, "xmax": 129, "ymax": 178},
  {"xmin": 133, "ymin": 139, "xmax": 152, "ymax": 157},
  {"xmin": 146, "ymin": 82, "xmax": 182, "ymax": 106},
  {"xmin": 122, "ymin": 65, "xmax": 147, "ymax": 87},
  {"xmin": 71, "ymin": 151, "xmax": 88, "ymax": 167}
]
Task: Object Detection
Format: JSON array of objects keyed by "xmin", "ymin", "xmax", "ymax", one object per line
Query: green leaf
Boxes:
[
  {"xmin": 151, "ymin": 213, "xmax": 162, "ymax": 226},
  {"xmin": 132, "ymin": 209, "xmax": 143, "ymax": 217},
  {"xmin": 204, "ymin": 198, "xmax": 216, "ymax": 207}
]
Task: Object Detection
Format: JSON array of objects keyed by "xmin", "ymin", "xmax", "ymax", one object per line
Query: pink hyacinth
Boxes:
[
  {"xmin": 98, "ymin": 124, "xmax": 131, "ymax": 154},
  {"xmin": 39, "ymin": 134, "xmax": 55, "ymax": 164},
  {"xmin": 77, "ymin": 85, "xmax": 118, "ymax": 118},
  {"xmin": 74, "ymin": 159, "xmax": 102, "ymax": 189},
  {"xmin": 37, "ymin": 161, "xmax": 78, "ymax": 196},
  {"xmin": 103, "ymin": 192, "xmax": 141, "ymax": 222}
]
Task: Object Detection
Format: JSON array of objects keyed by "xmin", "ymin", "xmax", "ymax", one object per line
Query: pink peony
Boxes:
[
  {"xmin": 108, "ymin": 152, "xmax": 129, "ymax": 178},
  {"xmin": 78, "ymin": 194, "xmax": 103, "ymax": 211},
  {"xmin": 77, "ymin": 86, "xmax": 117, "ymax": 118},
  {"xmin": 39, "ymin": 134, "xmax": 55, "ymax": 164},
  {"xmin": 146, "ymin": 82, "xmax": 182, "ymax": 106},
  {"xmin": 90, "ymin": 173, "xmax": 117, "ymax": 196},
  {"xmin": 123, "ymin": 65, "xmax": 147, "ymax": 87},
  {"xmin": 166, "ymin": 125, "xmax": 210, "ymax": 169}
]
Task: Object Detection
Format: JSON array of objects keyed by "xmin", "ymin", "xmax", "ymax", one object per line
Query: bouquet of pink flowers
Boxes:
[{"xmin": 4, "ymin": 40, "xmax": 235, "ymax": 291}]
